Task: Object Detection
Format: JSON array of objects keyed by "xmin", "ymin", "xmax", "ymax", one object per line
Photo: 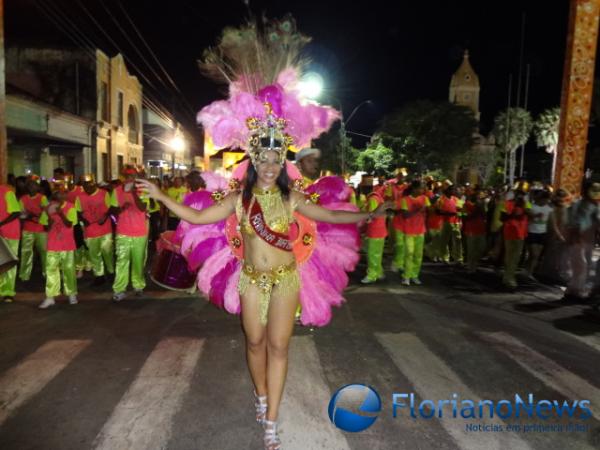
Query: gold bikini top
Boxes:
[{"xmin": 237, "ymin": 186, "xmax": 296, "ymax": 236}]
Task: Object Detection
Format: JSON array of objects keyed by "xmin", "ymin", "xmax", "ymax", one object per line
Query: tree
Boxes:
[
  {"xmin": 533, "ymin": 107, "xmax": 560, "ymax": 183},
  {"xmin": 378, "ymin": 100, "xmax": 477, "ymax": 176},
  {"xmin": 356, "ymin": 141, "xmax": 395, "ymax": 176},
  {"xmin": 491, "ymin": 107, "xmax": 533, "ymax": 185},
  {"xmin": 534, "ymin": 108, "xmax": 560, "ymax": 153},
  {"xmin": 313, "ymin": 127, "xmax": 360, "ymax": 175}
]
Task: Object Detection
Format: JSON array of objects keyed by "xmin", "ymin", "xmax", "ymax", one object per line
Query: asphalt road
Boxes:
[{"xmin": 0, "ymin": 260, "xmax": 599, "ymax": 450}]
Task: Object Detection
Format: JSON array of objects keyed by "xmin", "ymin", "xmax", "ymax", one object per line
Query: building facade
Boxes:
[
  {"xmin": 5, "ymin": 46, "xmax": 142, "ymax": 182},
  {"xmin": 96, "ymin": 51, "xmax": 143, "ymax": 181}
]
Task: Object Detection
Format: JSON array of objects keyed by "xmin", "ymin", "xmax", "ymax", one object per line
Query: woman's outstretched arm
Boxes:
[
  {"xmin": 136, "ymin": 179, "xmax": 236, "ymax": 224},
  {"xmin": 293, "ymin": 190, "xmax": 394, "ymax": 224}
]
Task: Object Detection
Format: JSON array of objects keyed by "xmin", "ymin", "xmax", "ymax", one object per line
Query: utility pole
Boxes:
[{"xmin": 0, "ymin": 0, "xmax": 7, "ymax": 185}]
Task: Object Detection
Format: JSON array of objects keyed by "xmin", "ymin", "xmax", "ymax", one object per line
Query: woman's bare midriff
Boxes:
[{"xmin": 242, "ymin": 231, "xmax": 295, "ymax": 270}]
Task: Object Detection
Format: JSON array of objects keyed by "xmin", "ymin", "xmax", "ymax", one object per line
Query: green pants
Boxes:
[
  {"xmin": 45, "ymin": 251, "xmax": 77, "ymax": 298},
  {"xmin": 0, "ymin": 238, "xmax": 19, "ymax": 297},
  {"xmin": 440, "ymin": 222, "xmax": 463, "ymax": 263},
  {"xmin": 75, "ymin": 247, "xmax": 92, "ymax": 272},
  {"xmin": 113, "ymin": 234, "xmax": 148, "ymax": 293},
  {"xmin": 404, "ymin": 234, "xmax": 425, "ymax": 279},
  {"xmin": 19, "ymin": 231, "xmax": 47, "ymax": 280},
  {"xmin": 391, "ymin": 230, "xmax": 406, "ymax": 271},
  {"xmin": 425, "ymin": 229, "xmax": 442, "ymax": 260},
  {"xmin": 503, "ymin": 239, "xmax": 524, "ymax": 287},
  {"xmin": 85, "ymin": 234, "xmax": 114, "ymax": 277},
  {"xmin": 366, "ymin": 237, "xmax": 386, "ymax": 281},
  {"xmin": 466, "ymin": 235, "xmax": 487, "ymax": 272}
]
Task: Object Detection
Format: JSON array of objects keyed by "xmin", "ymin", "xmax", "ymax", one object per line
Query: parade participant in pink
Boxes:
[
  {"xmin": 400, "ymin": 180, "xmax": 430, "ymax": 285},
  {"xmin": 67, "ymin": 175, "xmax": 89, "ymax": 277},
  {"xmin": 19, "ymin": 176, "xmax": 48, "ymax": 281},
  {"xmin": 110, "ymin": 166, "xmax": 149, "ymax": 301},
  {"xmin": 136, "ymin": 16, "xmax": 392, "ymax": 450},
  {"xmin": 0, "ymin": 184, "xmax": 21, "ymax": 303},
  {"xmin": 361, "ymin": 184, "xmax": 387, "ymax": 283},
  {"xmin": 38, "ymin": 183, "xmax": 79, "ymax": 309},
  {"xmin": 76, "ymin": 174, "xmax": 114, "ymax": 286}
]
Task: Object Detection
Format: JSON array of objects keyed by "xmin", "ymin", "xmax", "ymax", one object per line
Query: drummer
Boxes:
[
  {"xmin": 109, "ymin": 166, "xmax": 149, "ymax": 302},
  {"xmin": 0, "ymin": 183, "xmax": 22, "ymax": 303},
  {"xmin": 76, "ymin": 174, "xmax": 114, "ymax": 286}
]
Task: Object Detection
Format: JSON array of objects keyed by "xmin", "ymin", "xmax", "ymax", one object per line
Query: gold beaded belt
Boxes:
[{"xmin": 239, "ymin": 261, "xmax": 299, "ymax": 325}]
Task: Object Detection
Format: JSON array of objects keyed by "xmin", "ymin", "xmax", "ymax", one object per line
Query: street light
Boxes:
[
  {"xmin": 169, "ymin": 134, "xmax": 186, "ymax": 175},
  {"xmin": 169, "ymin": 136, "xmax": 185, "ymax": 152},
  {"xmin": 340, "ymin": 100, "xmax": 372, "ymax": 175},
  {"xmin": 299, "ymin": 72, "xmax": 324, "ymax": 100}
]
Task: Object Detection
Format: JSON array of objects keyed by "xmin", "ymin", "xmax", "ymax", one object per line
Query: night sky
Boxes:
[{"xmin": 7, "ymin": 0, "xmax": 573, "ymax": 148}]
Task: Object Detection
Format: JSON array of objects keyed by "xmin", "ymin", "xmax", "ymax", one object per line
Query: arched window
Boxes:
[{"xmin": 127, "ymin": 104, "xmax": 139, "ymax": 144}]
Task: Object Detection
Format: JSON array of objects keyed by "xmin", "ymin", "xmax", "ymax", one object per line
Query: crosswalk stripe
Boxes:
[
  {"xmin": 92, "ymin": 337, "xmax": 204, "ymax": 450},
  {"xmin": 560, "ymin": 331, "xmax": 600, "ymax": 355},
  {"xmin": 0, "ymin": 339, "xmax": 91, "ymax": 425},
  {"xmin": 278, "ymin": 336, "xmax": 351, "ymax": 450},
  {"xmin": 478, "ymin": 332, "xmax": 600, "ymax": 421},
  {"xmin": 376, "ymin": 332, "xmax": 533, "ymax": 450}
]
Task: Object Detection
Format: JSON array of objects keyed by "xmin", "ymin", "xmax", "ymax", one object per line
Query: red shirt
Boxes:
[
  {"xmin": 463, "ymin": 201, "xmax": 487, "ymax": 236},
  {"xmin": 67, "ymin": 185, "xmax": 84, "ymax": 205},
  {"xmin": 366, "ymin": 191, "xmax": 387, "ymax": 238},
  {"xmin": 20, "ymin": 193, "xmax": 48, "ymax": 233},
  {"xmin": 502, "ymin": 200, "xmax": 531, "ymax": 240},
  {"xmin": 436, "ymin": 195, "xmax": 461, "ymax": 225},
  {"xmin": 391, "ymin": 184, "xmax": 408, "ymax": 231},
  {"xmin": 0, "ymin": 185, "xmax": 21, "ymax": 240},
  {"xmin": 110, "ymin": 185, "xmax": 149, "ymax": 237},
  {"xmin": 401, "ymin": 195, "xmax": 430, "ymax": 235},
  {"xmin": 40, "ymin": 202, "xmax": 78, "ymax": 251},
  {"xmin": 77, "ymin": 189, "xmax": 112, "ymax": 238}
]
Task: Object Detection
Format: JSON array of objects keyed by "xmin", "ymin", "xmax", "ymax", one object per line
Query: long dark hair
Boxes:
[{"xmin": 242, "ymin": 163, "xmax": 291, "ymax": 203}]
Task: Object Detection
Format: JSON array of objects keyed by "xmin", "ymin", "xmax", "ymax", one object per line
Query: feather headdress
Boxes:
[{"xmin": 196, "ymin": 15, "xmax": 340, "ymax": 160}]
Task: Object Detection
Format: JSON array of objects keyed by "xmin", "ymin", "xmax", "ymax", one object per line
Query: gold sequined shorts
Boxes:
[{"xmin": 238, "ymin": 261, "xmax": 300, "ymax": 326}]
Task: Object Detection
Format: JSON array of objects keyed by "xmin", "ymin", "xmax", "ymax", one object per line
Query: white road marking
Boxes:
[
  {"xmin": 93, "ymin": 337, "xmax": 204, "ymax": 450},
  {"xmin": 376, "ymin": 332, "xmax": 533, "ymax": 450},
  {"xmin": 479, "ymin": 332, "xmax": 600, "ymax": 421},
  {"xmin": 0, "ymin": 339, "xmax": 91, "ymax": 425},
  {"xmin": 278, "ymin": 336, "xmax": 351, "ymax": 450}
]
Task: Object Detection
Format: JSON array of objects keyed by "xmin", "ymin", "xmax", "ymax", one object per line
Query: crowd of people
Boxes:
[
  {"xmin": 1, "ymin": 157, "xmax": 599, "ymax": 310},
  {"xmin": 355, "ymin": 169, "xmax": 600, "ymax": 303},
  {"xmin": 0, "ymin": 165, "xmax": 208, "ymax": 308}
]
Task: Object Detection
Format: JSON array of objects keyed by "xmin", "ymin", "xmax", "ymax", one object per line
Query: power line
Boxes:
[
  {"xmin": 34, "ymin": 0, "xmax": 193, "ymax": 134},
  {"xmin": 74, "ymin": 0, "xmax": 158, "ymax": 90},
  {"xmin": 37, "ymin": 0, "xmax": 173, "ymax": 124},
  {"xmin": 115, "ymin": 0, "xmax": 197, "ymax": 117},
  {"xmin": 73, "ymin": 0, "xmax": 195, "ymax": 125},
  {"xmin": 97, "ymin": 1, "xmax": 170, "ymax": 88}
]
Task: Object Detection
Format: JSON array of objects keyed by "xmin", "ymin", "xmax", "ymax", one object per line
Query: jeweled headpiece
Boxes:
[{"xmin": 246, "ymin": 104, "xmax": 293, "ymax": 166}]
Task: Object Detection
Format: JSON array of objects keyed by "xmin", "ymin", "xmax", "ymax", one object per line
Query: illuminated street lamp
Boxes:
[
  {"xmin": 299, "ymin": 72, "xmax": 324, "ymax": 100},
  {"xmin": 169, "ymin": 133, "xmax": 186, "ymax": 175}
]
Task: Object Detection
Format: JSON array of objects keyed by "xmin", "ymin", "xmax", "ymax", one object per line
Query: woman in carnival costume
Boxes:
[{"xmin": 137, "ymin": 15, "xmax": 393, "ymax": 450}]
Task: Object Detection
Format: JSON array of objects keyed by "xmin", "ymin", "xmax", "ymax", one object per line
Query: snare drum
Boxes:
[{"xmin": 150, "ymin": 232, "xmax": 196, "ymax": 291}]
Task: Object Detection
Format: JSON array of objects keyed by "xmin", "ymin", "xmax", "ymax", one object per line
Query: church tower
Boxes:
[{"xmin": 449, "ymin": 50, "xmax": 480, "ymax": 121}]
